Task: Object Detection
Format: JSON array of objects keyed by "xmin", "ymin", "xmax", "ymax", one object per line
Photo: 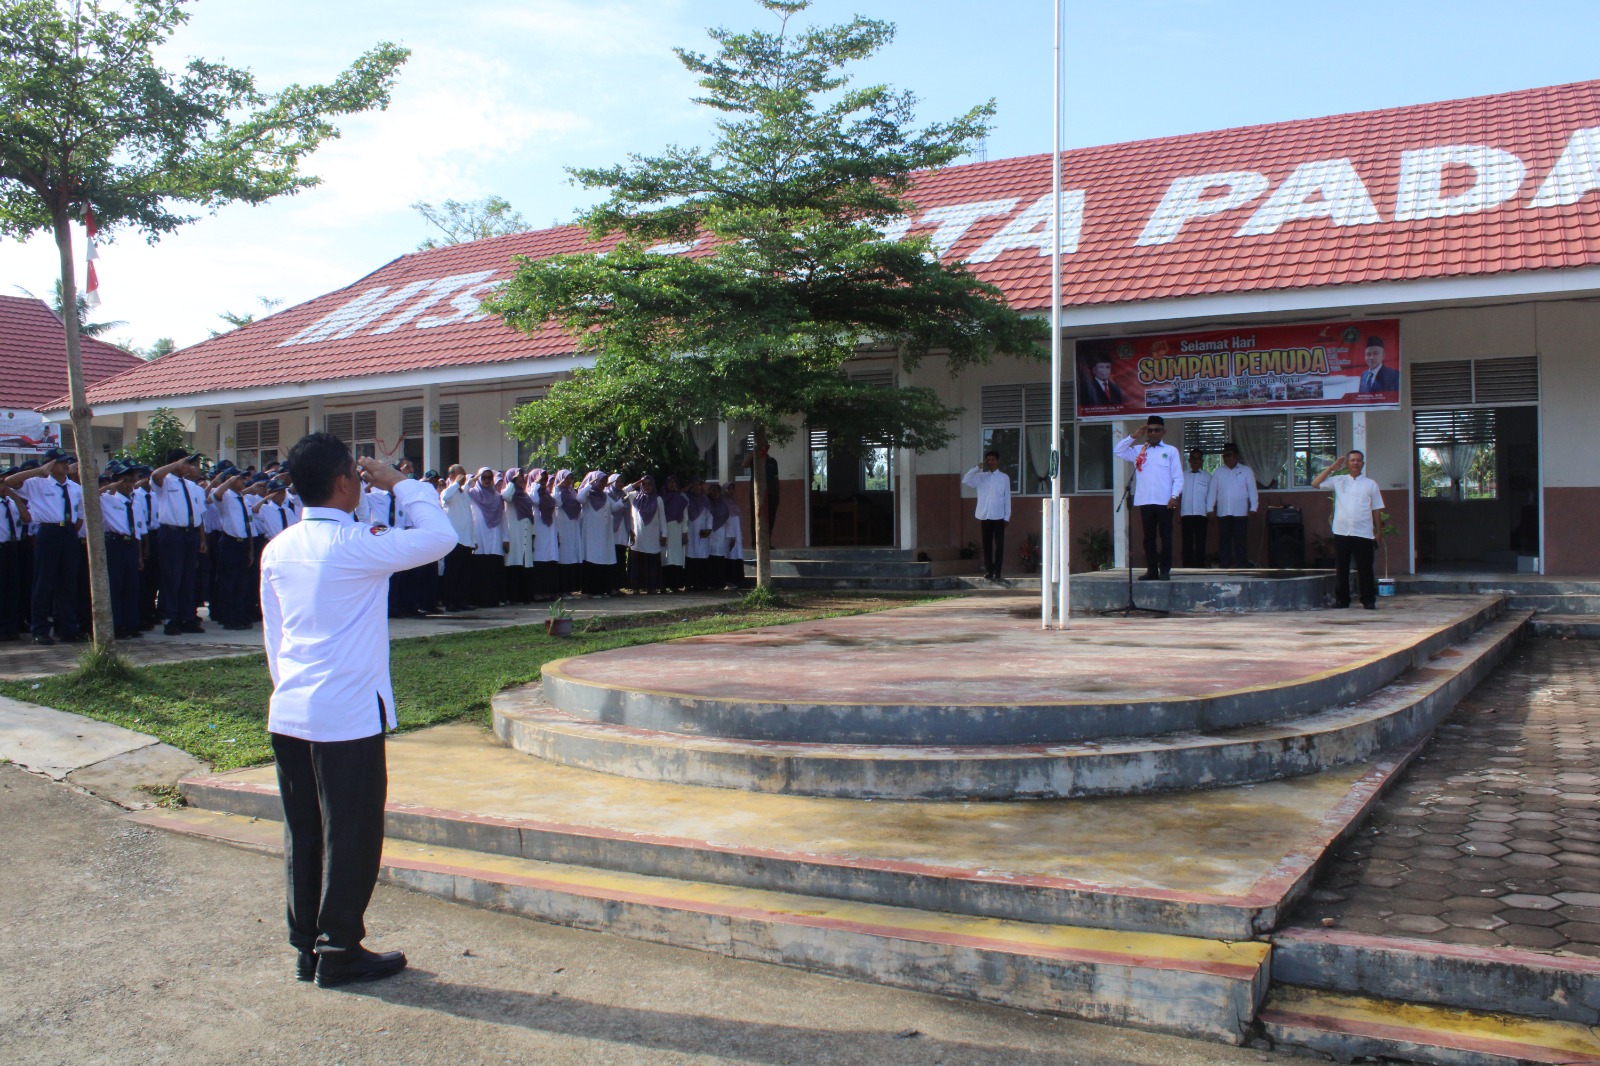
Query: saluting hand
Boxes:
[{"xmin": 358, "ymin": 457, "xmax": 405, "ymax": 493}]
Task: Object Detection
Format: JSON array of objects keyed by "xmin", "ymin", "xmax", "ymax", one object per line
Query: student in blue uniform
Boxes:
[
  {"xmin": 151, "ymin": 448, "xmax": 208, "ymax": 635},
  {"xmin": 261, "ymin": 433, "xmax": 456, "ymax": 988},
  {"xmin": 100, "ymin": 462, "xmax": 144, "ymax": 639},
  {"xmin": 5, "ymin": 449, "xmax": 84, "ymax": 644},
  {"xmin": 0, "ymin": 467, "xmax": 28, "ymax": 640}
]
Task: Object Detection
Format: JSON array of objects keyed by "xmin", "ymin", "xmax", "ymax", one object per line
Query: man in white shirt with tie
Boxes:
[
  {"xmin": 1113, "ymin": 415, "xmax": 1185, "ymax": 580},
  {"xmin": 261, "ymin": 433, "xmax": 456, "ymax": 988},
  {"xmin": 1206, "ymin": 442, "xmax": 1258, "ymax": 568},
  {"xmin": 6, "ymin": 449, "xmax": 84, "ymax": 644},
  {"xmin": 151, "ymin": 448, "xmax": 209, "ymax": 636},
  {"xmin": 209, "ymin": 464, "xmax": 257, "ymax": 631},
  {"xmin": 1178, "ymin": 448, "xmax": 1212, "ymax": 569},
  {"xmin": 100, "ymin": 463, "xmax": 144, "ymax": 639},
  {"xmin": 0, "ymin": 469, "xmax": 27, "ymax": 641},
  {"xmin": 962, "ymin": 450, "xmax": 1013, "ymax": 582}
]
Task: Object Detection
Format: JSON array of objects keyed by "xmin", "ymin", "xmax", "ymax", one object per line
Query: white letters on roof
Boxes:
[
  {"xmin": 967, "ymin": 191, "xmax": 1086, "ymax": 262},
  {"xmin": 1136, "ymin": 171, "xmax": 1271, "ymax": 246},
  {"xmin": 1237, "ymin": 158, "xmax": 1381, "ymax": 236},
  {"xmin": 1529, "ymin": 127, "xmax": 1600, "ymax": 208},
  {"xmin": 1393, "ymin": 145, "xmax": 1526, "ymax": 221}
]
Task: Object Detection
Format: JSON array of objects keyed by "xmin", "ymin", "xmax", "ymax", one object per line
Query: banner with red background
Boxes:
[{"xmin": 1074, "ymin": 319, "xmax": 1401, "ymax": 421}]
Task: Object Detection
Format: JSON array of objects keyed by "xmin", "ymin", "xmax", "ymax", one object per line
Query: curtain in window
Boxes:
[
  {"xmin": 689, "ymin": 422, "xmax": 719, "ymax": 460},
  {"xmin": 1025, "ymin": 425, "xmax": 1052, "ymax": 494},
  {"xmin": 1441, "ymin": 441, "xmax": 1477, "ymax": 501},
  {"xmin": 1233, "ymin": 416, "xmax": 1287, "ymax": 489}
]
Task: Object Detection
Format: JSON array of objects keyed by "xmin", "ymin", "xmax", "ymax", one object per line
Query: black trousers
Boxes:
[
  {"xmin": 662, "ymin": 563, "xmax": 685, "ymax": 591},
  {"xmin": 105, "ymin": 536, "xmax": 141, "ymax": 633},
  {"xmin": 1180, "ymin": 515, "xmax": 1209, "ymax": 569},
  {"xmin": 467, "ymin": 553, "xmax": 505, "ymax": 607},
  {"xmin": 581, "ymin": 560, "xmax": 612, "ymax": 596},
  {"xmin": 31, "ymin": 525, "xmax": 80, "ymax": 639},
  {"xmin": 980, "ymin": 518, "xmax": 1007, "ymax": 578},
  {"xmin": 439, "ymin": 543, "xmax": 471, "ymax": 609},
  {"xmin": 213, "ymin": 536, "xmax": 250, "ymax": 625},
  {"xmin": 1217, "ymin": 516, "xmax": 1250, "ymax": 568},
  {"xmin": 139, "ymin": 535, "xmax": 160, "ymax": 625},
  {"xmin": 0, "ymin": 540, "xmax": 18, "ymax": 636},
  {"xmin": 530, "ymin": 560, "xmax": 559, "ymax": 600},
  {"xmin": 1333, "ymin": 534, "xmax": 1377, "ymax": 608},
  {"xmin": 1139, "ymin": 504, "xmax": 1174, "ymax": 576},
  {"xmin": 271, "ymin": 729, "xmax": 387, "ymax": 955},
  {"xmin": 157, "ymin": 525, "xmax": 201, "ymax": 626},
  {"xmin": 629, "ymin": 549, "xmax": 662, "ymax": 592}
]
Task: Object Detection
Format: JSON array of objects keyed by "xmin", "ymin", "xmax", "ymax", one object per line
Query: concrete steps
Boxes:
[
  {"xmin": 749, "ymin": 548, "xmax": 983, "ymax": 588},
  {"xmin": 537, "ymin": 596, "xmax": 1507, "ymax": 745},
  {"xmin": 1530, "ymin": 614, "xmax": 1600, "ymax": 638},
  {"xmin": 1271, "ymin": 927, "xmax": 1600, "ymax": 1025},
  {"xmin": 1258, "ymin": 985, "xmax": 1600, "ymax": 1065},
  {"xmin": 127, "ymin": 804, "xmax": 1270, "ymax": 1044},
  {"xmin": 497, "ymin": 611, "xmax": 1529, "ymax": 800}
]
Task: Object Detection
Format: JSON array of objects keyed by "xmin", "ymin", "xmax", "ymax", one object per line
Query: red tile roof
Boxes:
[
  {"xmin": 67, "ymin": 78, "xmax": 1600, "ymax": 409},
  {"xmin": 0, "ymin": 296, "xmax": 144, "ymax": 410}
]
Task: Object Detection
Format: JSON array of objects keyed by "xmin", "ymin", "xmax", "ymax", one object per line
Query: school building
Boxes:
[{"xmin": 44, "ymin": 79, "xmax": 1600, "ymax": 576}]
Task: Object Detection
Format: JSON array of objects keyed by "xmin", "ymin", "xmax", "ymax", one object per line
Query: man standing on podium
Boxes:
[
  {"xmin": 261, "ymin": 433, "xmax": 456, "ymax": 988},
  {"xmin": 1114, "ymin": 416, "xmax": 1184, "ymax": 581}
]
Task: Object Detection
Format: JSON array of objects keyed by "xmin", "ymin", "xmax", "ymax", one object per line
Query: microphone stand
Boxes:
[{"xmin": 1103, "ymin": 477, "xmax": 1168, "ymax": 618}]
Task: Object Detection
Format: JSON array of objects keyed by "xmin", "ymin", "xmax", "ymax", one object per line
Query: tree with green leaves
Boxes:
[
  {"xmin": 0, "ymin": 0, "xmax": 406, "ymax": 649},
  {"xmin": 211, "ymin": 296, "xmax": 283, "ymax": 336},
  {"xmin": 117, "ymin": 407, "xmax": 188, "ymax": 468},
  {"xmin": 413, "ymin": 195, "xmax": 530, "ymax": 251},
  {"xmin": 492, "ymin": 0, "xmax": 1045, "ymax": 586}
]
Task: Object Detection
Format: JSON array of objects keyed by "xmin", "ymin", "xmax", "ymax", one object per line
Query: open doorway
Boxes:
[
  {"xmin": 806, "ymin": 427, "xmax": 896, "ymax": 546},
  {"xmin": 1413, "ymin": 405, "xmax": 1539, "ymax": 573}
]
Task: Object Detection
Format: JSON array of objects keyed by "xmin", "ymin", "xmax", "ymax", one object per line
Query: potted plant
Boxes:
[
  {"xmin": 1076, "ymin": 527, "xmax": 1113, "ymax": 571},
  {"xmin": 1377, "ymin": 511, "xmax": 1400, "ymax": 597},
  {"xmin": 545, "ymin": 598, "xmax": 574, "ymax": 637}
]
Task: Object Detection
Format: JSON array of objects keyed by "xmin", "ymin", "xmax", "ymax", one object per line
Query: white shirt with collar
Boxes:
[
  {"xmin": 0, "ymin": 497, "xmax": 21, "ymax": 543},
  {"xmin": 440, "ymin": 480, "xmax": 476, "ymax": 548},
  {"xmin": 261, "ymin": 478, "xmax": 457, "ymax": 743},
  {"xmin": 133, "ymin": 485, "xmax": 159, "ymax": 535},
  {"xmin": 154, "ymin": 473, "xmax": 206, "ymax": 529},
  {"xmin": 1206, "ymin": 463, "xmax": 1259, "ymax": 517},
  {"xmin": 214, "ymin": 488, "xmax": 255, "ymax": 539},
  {"xmin": 101, "ymin": 490, "xmax": 137, "ymax": 536},
  {"xmin": 1179, "ymin": 468, "xmax": 1213, "ymax": 517},
  {"xmin": 961, "ymin": 465, "xmax": 1012, "ymax": 521},
  {"xmin": 1327, "ymin": 474, "xmax": 1385, "ymax": 540},
  {"xmin": 253, "ymin": 497, "xmax": 296, "ymax": 540},
  {"xmin": 1114, "ymin": 436, "xmax": 1185, "ymax": 506},
  {"xmin": 16, "ymin": 475, "xmax": 82, "ymax": 525}
]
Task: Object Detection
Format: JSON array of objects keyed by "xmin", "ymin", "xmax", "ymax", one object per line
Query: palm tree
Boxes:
[{"xmin": 15, "ymin": 281, "xmax": 127, "ymax": 338}]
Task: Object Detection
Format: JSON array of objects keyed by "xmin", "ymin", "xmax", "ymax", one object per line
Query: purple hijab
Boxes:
[
  {"xmin": 528, "ymin": 468, "xmax": 555, "ymax": 525},
  {"xmin": 582, "ymin": 470, "xmax": 609, "ymax": 510},
  {"xmin": 685, "ymin": 481, "xmax": 708, "ymax": 522},
  {"xmin": 607, "ymin": 474, "xmax": 628, "ymax": 532},
  {"xmin": 507, "ymin": 468, "xmax": 535, "ymax": 523},
  {"xmin": 707, "ymin": 485, "xmax": 730, "ymax": 531},
  {"xmin": 633, "ymin": 476, "xmax": 660, "ymax": 524},
  {"xmin": 660, "ymin": 477, "xmax": 688, "ymax": 524},
  {"xmin": 555, "ymin": 469, "xmax": 581, "ymax": 519},
  {"xmin": 467, "ymin": 467, "xmax": 504, "ymax": 529}
]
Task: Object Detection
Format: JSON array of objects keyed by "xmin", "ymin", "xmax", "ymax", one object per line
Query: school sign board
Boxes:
[{"xmin": 1074, "ymin": 319, "xmax": 1401, "ymax": 421}]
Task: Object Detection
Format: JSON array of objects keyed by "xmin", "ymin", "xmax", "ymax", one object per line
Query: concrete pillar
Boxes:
[
  {"xmin": 423, "ymin": 383, "xmax": 440, "ymax": 475},
  {"xmin": 1113, "ymin": 420, "xmax": 1130, "ymax": 569},
  {"xmin": 717, "ymin": 419, "xmax": 731, "ymax": 484},
  {"xmin": 121, "ymin": 412, "xmax": 138, "ymax": 455},
  {"xmin": 897, "ymin": 447, "xmax": 917, "ymax": 550},
  {"xmin": 1351, "ymin": 411, "xmax": 1367, "ymax": 457},
  {"xmin": 217, "ymin": 406, "xmax": 235, "ymax": 462},
  {"xmin": 308, "ymin": 396, "xmax": 325, "ymax": 435}
]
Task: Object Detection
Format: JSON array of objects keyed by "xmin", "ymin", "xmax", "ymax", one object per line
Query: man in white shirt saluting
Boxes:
[
  {"xmin": 260, "ymin": 433, "xmax": 456, "ymax": 988},
  {"xmin": 1113, "ymin": 415, "xmax": 1184, "ymax": 581},
  {"xmin": 962, "ymin": 450, "xmax": 1013, "ymax": 583},
  {"xmin": 1312, "ymin": 449, "xmax": 1385, "ymax": 610}
]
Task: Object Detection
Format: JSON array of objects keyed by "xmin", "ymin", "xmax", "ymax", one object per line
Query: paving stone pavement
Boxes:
[{"xmin": 1293, "ymin": 637, "xmax": 1600, "ymax": 955}]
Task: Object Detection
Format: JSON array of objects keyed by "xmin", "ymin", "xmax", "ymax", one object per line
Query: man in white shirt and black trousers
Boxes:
[
  {"xmin": 261, "ymin": 433, "xmax": 456, "ymax": 988},
  {"xmin": 1113, "ymin": 415, "xmax": 1184, "ymax": 580},
  {"xmin": 962, "ymin": 450, "xmax": 1013, "ymax": 582},
  {"xmin": 1312, "ymin": 448, "xmax": 1385, "ymax": 610}
]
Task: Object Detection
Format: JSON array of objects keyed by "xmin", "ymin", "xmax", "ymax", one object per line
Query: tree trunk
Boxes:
[
  {"xmin": 52, "ymin": 211, "xmax": 114, "ymax": 651},
  {"xmin": 752, "ymin": 424, "xmax": 770, "ymax": 589}
]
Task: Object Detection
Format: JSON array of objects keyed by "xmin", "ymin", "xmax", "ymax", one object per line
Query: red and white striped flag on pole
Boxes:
[{"xmin": 83, "ymin": 203, "xmax": 101, "ymax": 308}]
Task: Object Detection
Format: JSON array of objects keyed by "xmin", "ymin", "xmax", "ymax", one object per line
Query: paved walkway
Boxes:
[
  {"xmin": 1292, "ymin": 637, "xmax": 1600, "ymax": 956},
  {"xmin": 0, "ymin": 591, "xmax": 742, "ymax": 680}
]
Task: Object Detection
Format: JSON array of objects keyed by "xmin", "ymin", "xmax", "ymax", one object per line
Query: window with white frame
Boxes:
[
  {"xmin": 325, "ymin": 410, "xmax": 378, "ymax": 459},
  {"xmin": 231, "ymin": 418, "xmax": 279, "ymax": 470},
  {"xmin": 980, "ymin": 382, "xmax": 1078, "ymax": 494},
  {"xmin": 1178, "ymin": 413, "xmax": 1337, "ymax": 488}
]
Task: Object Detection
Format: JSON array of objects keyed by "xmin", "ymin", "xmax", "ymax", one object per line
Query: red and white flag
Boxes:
[{"xmin": 83, "ymin": 204, "xmax": 101, "ymax": 308}]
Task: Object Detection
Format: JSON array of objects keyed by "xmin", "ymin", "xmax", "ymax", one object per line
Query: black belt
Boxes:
[
  {"xmin": 46, "ymin": 521, "xmax": 73, "ymax": 528},
  {"xmin": 223, "ymin": 533, "xmax": 248, "ymax": 543},
  {"xmin": 106, "ymin": 533, "xmax": 135, "ymax": 541}
]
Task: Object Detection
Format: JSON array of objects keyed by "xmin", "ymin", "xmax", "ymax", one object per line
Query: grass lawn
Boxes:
[{"xmin": 0, "ymin": 593, "xmax": 932, "ymax": 771}]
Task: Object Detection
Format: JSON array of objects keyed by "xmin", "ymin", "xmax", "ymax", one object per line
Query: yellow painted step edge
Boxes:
[
  {"xmin": 131, "ymin": 807, "xmax": 1266, "ymax": 979},
  {"xmin": 1262, "ymin": 986, "xmax": 1600, "ymax": 1062}
]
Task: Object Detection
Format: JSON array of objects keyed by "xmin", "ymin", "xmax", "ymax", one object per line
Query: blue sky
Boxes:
[{"xmin": 3, "ymin": 0, "xmax": 1594, "ymax": 350}]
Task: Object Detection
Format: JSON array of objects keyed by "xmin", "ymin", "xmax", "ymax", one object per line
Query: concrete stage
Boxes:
[
  {"xmin": 138, "ymin": 592, "xmax": 1544, "ymax": 1048},
  {"xmin": 1069, "ymin": 567, "xmax": 1336, "ymax": 613},
  {"xmin": 507, "ymin": 594, "xmax": 1523, "ymax": 799}
]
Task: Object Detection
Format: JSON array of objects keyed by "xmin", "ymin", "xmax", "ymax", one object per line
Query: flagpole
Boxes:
[{"xmin": 1044, "ymin": 0, "xmax": 1068, "ymax": 630}]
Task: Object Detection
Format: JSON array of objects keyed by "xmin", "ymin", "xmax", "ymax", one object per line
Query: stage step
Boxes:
[
  {"xmin": 127, "ymin": 805, "xmax": 1269, "ymax": 1044},
  {"xmin": 1529, "ymin": 613, "xmax": 1600, "ymax": 638},
  {"xmin": 1258, "ymin": 985, "xmax": 1600, "ymax": 1066},
  {"xmin": 538, "ymin": 597, "xmax": 1508, "ymax": 745},
  {"xmin": 498, "ymin": 612, "xmax": 1529, "ymax": 800},
  {"xmin": 1271, "ymin": 927, "xmax": 1600, "ymax": 1025}
]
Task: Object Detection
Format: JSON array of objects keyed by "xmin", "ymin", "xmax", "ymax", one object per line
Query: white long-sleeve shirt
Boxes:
[
  {"xmin": 1114, "ymin": 436, "xmax": 1184, "ymax": 506},
  {"xmin": 1206, "ymin": 463, "xmax": 1258, "ymax": 517},
  {"xmin": 440, "ymin": 480, "xmax": 476, "ymax": 549},
  {"xmin": 261, "ymin": 478, "xmax": 457, "ymax": 742},
  {"xmin": 961, "ymin": 466, "xmax": 1012, "ymax": 521},
  {"xmin": 1179, "ymin": 469, "xmax": 1213, "ymax": 517}
]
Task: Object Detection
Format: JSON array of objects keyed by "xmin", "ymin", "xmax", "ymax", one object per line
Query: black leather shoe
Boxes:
[
  {"xmin": 32, "ymin": 634, "xmax": 54, "ymax": 645},
  {"xmin": 296, "ymin": 949, "xmax": 317, "ymax": 982},
  {"xmin": 181, "ymin": 622, "xmax": 205, "ymax": 634},
  {"xmin": 1137, "ymin": 572, "xmax": 1159, "ymax": 581},
  {"xmin": 314, "ymin": 946, "xmax": 407, "ymax": 988},
  {"xmin": 163, "ymin": 624, "xmax": 183, "ymax": 636}
]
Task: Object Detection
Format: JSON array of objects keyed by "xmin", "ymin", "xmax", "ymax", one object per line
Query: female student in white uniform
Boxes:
[
  {"xmin": 526, "ymin": 469, "xmax": 559, "ymax": 601},
  {"xmin": 659, "ymin": 475, "xmax": 688, "ymax": 592},
  {"xmin": 465, "ymin": 467, "xmax": 506, "ymax": 607},
  {"xmin": 622, "ymin": 475, "xmax": 665, "ymax": 594},
  {"xmin": 552, "ymin": 469, "xmax": 583, "ymax": 595},
  {"xmin": 576, "ymin": 470, "xmax": 616, "ymax": 597},
  {"xmin": 683, "ymin": 478, "xmax": 711, "ymax": 590},
  {"xmin": 500, "ymin": 468, "xmax": 536, "ymax": 604}
]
